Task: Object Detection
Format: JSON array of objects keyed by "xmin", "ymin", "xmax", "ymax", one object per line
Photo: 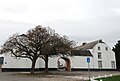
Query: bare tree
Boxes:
[
  {"xmin": 41, "ymin": 34, "xmax": 75, "ymax": 73},
  {"xmin": 1, "ymin": 25, "xmax": 75, "ymax": 74}
]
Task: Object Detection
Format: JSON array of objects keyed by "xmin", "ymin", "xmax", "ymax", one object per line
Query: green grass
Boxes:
[{"xmin": 96, "ymin": 75, "xmax": 120, "ymax": 81}]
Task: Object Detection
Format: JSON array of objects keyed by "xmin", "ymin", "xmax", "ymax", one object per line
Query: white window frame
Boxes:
[
  {"xmin": 111, "ymin": 61, "xmax": 115, "ymax": 69},
  {"xmin": 98, "ymin": 61, "xmax": 102, "ymax": 69},
  {"xmin": 98, "ymin": 52, "xmax": 102, "ymax": 59}
]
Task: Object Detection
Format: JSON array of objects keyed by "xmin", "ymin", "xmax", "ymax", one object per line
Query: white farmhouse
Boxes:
[
  {"xmin": 0, "ymin": 39, "xmax": 116, "ymax": 71},
  {"xmin": 73, "ymin": 39, "xmax": 116, "ymax": 70}
]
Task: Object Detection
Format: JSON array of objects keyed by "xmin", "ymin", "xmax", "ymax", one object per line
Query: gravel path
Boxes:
[{"xmin": 0, "ymin": 71, "xmax": 120, "ymax": 81}]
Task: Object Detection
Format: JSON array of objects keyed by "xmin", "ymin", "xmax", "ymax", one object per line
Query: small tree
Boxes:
[
  {"xmin": 1, "ymin": 25, "xmax": 75, "ymax": 74},
  {"xmin": 113, "ymin": 40, "xmax": 120, "ymax": 70}
]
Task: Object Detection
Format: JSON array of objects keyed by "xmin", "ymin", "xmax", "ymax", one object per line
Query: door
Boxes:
[
  {"xmin": 66, "ymin": 59, "xmax": 71, "ymax": 71},
  {"xmin": 98, "ymin": 61, "xmax": 102, "ymax": 69}
]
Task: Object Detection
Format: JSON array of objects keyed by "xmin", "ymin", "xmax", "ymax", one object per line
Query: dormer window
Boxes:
[{"xmin": 98, "ymin": 46, "xmax": 100, "ymax": 50}]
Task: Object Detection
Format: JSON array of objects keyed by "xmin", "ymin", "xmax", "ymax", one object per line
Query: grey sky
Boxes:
[{"xmin": 0, "ymin": 0, "xmax": 120, "ymax": 48}]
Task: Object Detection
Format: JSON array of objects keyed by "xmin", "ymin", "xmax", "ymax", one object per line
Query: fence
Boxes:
[{"xmin": 90, "ymin": 74, "xmax": 113, "ymax": 81}]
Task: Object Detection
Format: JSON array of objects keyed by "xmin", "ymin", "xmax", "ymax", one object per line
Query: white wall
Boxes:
[
  {"xmin": 48, "ymin": 57, "xmax": 58, "ymax": 68},
  {"xmin": 2, "ymin": 54, "xmax": 64, "ymax": 69},
  {"xmin": 71, "ymin": 56, "xmax": 93, "ymax": 69},
  {"xmin": 2, "ymin": 54, "xmax": 40, "ymax": 68},
  {"xmin": 92, "ymin": 43, "xmax": 116, "ymax": 69}
]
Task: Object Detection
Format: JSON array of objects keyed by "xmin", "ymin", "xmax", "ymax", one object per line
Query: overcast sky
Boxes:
[{"xmin": 0, "ymin": 0, "xmax": 120, "ymax": 48}]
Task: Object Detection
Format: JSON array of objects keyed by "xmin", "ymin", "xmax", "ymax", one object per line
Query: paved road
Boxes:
[
  {"xmin": 0, "ymin": 72, "xmax": 80, "ymax": 81},
  {"xmin": 0, "ymin": 72, "xmax": 39, "ymax": 81},
  {"xmin": 0, "ymin": 71, "xmax": 120, "ymax": 81}
]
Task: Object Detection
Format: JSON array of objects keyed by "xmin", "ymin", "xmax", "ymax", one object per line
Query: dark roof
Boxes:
[
  {"xmin": 74, "ymin": 39, "xmax": 104, "ymax": 50},
  {"xmin": 71, "ymin": 49, "xmax": 93, "ymax": 56}
]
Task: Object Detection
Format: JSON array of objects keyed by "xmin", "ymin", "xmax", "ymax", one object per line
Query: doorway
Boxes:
[{"xmin": 57, "ymin": 57, "xmax": 71, "ymax": 71}]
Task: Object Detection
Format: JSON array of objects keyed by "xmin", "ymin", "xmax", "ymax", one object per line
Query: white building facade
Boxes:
[
  {"xmin": 74, "ymin": 39, "xmax": 116, "ymax": 70},
  {"xmin": 0, "ymin": 39, "xmax": 116, "ymax": 71}
]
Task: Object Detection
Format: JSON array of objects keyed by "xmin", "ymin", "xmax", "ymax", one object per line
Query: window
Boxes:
[
  {"xmin": 111, "ymin": 61, "xmax": 115, "ymax": 69},
  {"xmin": 98, "ymin": 46, "xmax": 100, "ymax": 50},
  {"xmin": 0, "ymin": 57, "xmax": 4, "ymax": 64},
  {"xmin": 98, "ymin": 52, "xmax": 102, "ymax": 59},
  {"xmin": 5, "ymin": 62, "xmax": 7, "ymax": 64},
  {"xmin": 105, "ymin": 47, "xmax": 108, "ymax": 51},
  {"xmin": 98, "ymin": 61, "xmax": 102, "ymax": 69}
]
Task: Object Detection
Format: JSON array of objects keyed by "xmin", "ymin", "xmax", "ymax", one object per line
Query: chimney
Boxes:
[{"xmin": 82, "ymin": 42, "xmax": 87, "ymax": 46}]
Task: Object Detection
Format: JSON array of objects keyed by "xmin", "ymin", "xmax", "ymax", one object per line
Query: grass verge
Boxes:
[{"xmin": 96, "ymin": 75, "xmax": 120, "ymax": 81}]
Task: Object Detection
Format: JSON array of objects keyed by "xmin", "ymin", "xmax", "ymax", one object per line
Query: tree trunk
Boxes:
[
  {"xmin": 31, "ymin": 58, "xmax": 37, "ymax": 74},
  {"xmin": 44, "ymin": 55, "xmax": 49, "ymax": 73}
]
